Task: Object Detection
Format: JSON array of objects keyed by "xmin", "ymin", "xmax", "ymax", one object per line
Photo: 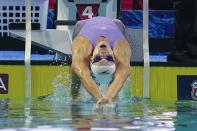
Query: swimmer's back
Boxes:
[{"xmin": 78, "ymin": 17, "xmax": 125, "ymax": 48}]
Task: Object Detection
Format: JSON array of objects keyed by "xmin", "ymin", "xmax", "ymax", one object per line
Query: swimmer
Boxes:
[{"xmin": 71, "ymin": 16, "xmax": 131, "ymax": 106}]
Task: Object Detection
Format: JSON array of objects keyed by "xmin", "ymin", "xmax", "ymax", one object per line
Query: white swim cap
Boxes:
[
  {"xmin": 90, "ymin": 64, "xmax": 116, "ymax": 84},
  {"xmin": 91, "ymin": 64, "xmax": 116, "ymax": 76}
]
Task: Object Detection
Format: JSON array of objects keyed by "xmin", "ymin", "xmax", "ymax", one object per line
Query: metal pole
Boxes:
[
  {"xmin": 143, "ymin": 0, "xmax": 150, "ymax": 98},
  {"xmin": 25, "ymin": 0, "xmax": 32, "ymax": 98}
]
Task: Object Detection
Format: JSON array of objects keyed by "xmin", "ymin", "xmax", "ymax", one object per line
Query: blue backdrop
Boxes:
[{"xmin": 119, "ymin": 10, "xmax": 175, "ymax": 38}]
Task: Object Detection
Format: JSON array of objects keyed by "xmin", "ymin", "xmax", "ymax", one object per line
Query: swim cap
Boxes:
[
  {"xmin": 90, "ymin": 64, "xmax": 116, "ymax": 84},
  {"xmin": 91, "ymin": 64, "xmax": 115, "ymax": 76}
]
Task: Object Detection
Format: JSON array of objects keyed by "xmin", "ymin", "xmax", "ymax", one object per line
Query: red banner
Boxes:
[{"xmin": 76, "ymin": 4, "xmax": 100, "ymax": 20}]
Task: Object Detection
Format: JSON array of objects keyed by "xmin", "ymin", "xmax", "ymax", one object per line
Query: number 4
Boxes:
[{"xmin": 82, "ymin": 6, "xmax": 93, "ymax": 18}]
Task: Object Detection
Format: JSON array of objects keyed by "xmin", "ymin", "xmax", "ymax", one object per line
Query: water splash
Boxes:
[
  {"xmin": 91, "ymin": 77, "xmax": 135, "ymax": 113},
  {"xmin": 44, "ymin": 70, "xmax": 72, "ymax": 105},
  {"xmin": 44, "ymin": 69, "xmax": 141, "ymax": 112},
  {"xmin": 93, "ymin": 103, "xmax": 119, "ymax": 114}
]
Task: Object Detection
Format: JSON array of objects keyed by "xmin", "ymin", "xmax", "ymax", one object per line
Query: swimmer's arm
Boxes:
[
  {"xmin": 71, "ymin": 36, "xmax": 102, "ymax": 100},
  {"xmin": 106, "ymin": 40, "xmax": 131, "ymax": 100}
]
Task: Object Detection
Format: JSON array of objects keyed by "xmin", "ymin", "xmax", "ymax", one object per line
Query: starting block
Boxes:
[
  {"xmin": 10, "ymin": 29, "xmax": 72, "ymax": 55},
  {"xmin": 56, "ymin": 0, "xmax": 120, "ymax": 36}
]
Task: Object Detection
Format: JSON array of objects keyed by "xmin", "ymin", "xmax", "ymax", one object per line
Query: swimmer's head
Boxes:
[
  {"xmin": 90, "ymin": 36, "xmax": 115, "ymax": 66},
  {"xmin": 90, "ymin": 64, "xmax": 115, "ymax": 84},
  {"xmin": 90, "ymin": 36, "xmax": 116, "ymax": 77}
]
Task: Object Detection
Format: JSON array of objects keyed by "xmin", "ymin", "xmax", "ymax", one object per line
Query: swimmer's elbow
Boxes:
[
  {"xmin": 71, "ymin": 63, "xmax": 80, "ymax": 74},
  {"xmin": 125, "ymin": 67, "xmax": 131, "ymax": 78},
  {"xmin": 117, "ymin": 64, "xmax": 131, "ymax": 79},
  {"xmin": 122, "ymin": 65, "xmax": 131, "ymax": 78},
  {"xmin": 71, "ymin": 63, "xmax": 87, "ymax": 79}
]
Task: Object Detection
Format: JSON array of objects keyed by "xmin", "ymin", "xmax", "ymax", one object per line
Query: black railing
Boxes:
[{"xmin": 55, "ymin": 20, "xmax": 77, "ymax": 26}]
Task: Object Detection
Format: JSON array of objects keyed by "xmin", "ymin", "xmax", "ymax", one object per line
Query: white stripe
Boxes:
[
  {"xmin": 25, "ymin": 0, "xmax": 32, "ymax": 98},
  {"xmin": 123, "ymin": 126, "xmax": 141, "ymax": 129},
  {"xmin": 143, "ymin": 0, "xmax": 150, "ymax": 98},
  {"xmin": 91, "ymin": 127, "xmax": 119, "ymax": 131}
]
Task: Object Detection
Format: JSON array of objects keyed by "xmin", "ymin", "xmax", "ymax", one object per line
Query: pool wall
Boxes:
[
  {"xmin": 131, "ymin": 62, "xmax": 197, "ymax": 102},
  {"xmin": 0, "ymin": 62, "xmax": 197, "ymax": 102},
  {"xmin": 0, "ymin": 63, "xmax": 70, "ymax": 98}
]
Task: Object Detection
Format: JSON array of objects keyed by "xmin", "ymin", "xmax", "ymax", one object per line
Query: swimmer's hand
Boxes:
[{"xmin": 96, "ymin": 96, "xmax": 112, "ymax": 107}]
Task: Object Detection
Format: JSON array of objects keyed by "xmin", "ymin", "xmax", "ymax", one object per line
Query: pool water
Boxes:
[{"xmin": 0, "ymin": 95, "xmax": 197, "ymax": 130}]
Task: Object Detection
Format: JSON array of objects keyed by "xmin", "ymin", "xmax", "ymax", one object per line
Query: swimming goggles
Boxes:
[{"xmin": 92, "ymin": 55, "xmax": 114, "ymax": 63}]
